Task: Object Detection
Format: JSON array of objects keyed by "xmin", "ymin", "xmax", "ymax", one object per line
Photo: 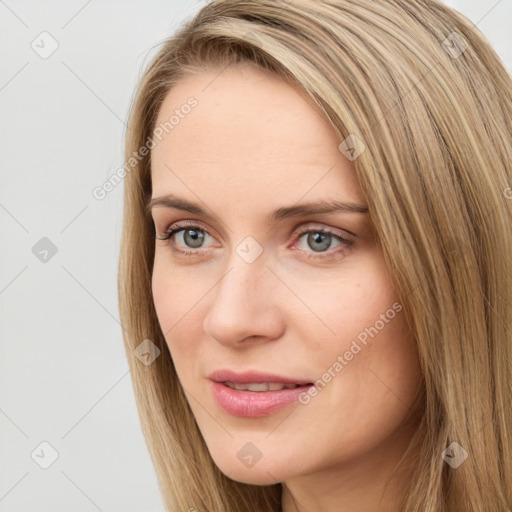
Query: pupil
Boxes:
[
  {"xmin": 308, "ymin": 232, "xmax": 331, "ymax": 252},
  {"xmin": 185, "ymin": 229, "xmax": 204, "ymax": 248}
]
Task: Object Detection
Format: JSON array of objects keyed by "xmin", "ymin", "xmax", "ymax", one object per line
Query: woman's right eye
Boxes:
[{"xmin": 157, "ymin": 223, "xmax": 215, "ymax": 256}]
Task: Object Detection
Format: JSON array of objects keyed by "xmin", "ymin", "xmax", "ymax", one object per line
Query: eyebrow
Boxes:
[{"xmin": 147, "ymin": 194, "xmax": 369, "ymax": 222}]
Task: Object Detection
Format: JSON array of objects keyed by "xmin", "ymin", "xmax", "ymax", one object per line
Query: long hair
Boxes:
[{"xmin": 118, "ymin": 1, "xmax": 512, "ymax": 510}]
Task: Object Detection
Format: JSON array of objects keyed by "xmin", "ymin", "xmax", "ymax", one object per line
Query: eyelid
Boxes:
[
  {"xmin": 291, "ymin": 222, "xmax": 355, "ymax": 242},
  {"xmin": 156, "ymin": 219, "xmax": 219, "ymax": 245}
]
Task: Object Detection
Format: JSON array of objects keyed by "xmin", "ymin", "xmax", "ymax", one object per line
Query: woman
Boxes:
[{"xmin": 118, "ymin": 1, "xmax": 512, "ymax": 510}]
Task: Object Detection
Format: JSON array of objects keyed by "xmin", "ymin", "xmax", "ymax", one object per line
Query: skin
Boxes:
[{"xmin": 150, "ymin": 63, "xmax": 424, "ymax": 512}]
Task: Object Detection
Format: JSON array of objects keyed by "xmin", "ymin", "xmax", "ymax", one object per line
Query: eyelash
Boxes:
[{"xmin": 156, "ymin": 221, "xmax": 354, "ymax": 261}]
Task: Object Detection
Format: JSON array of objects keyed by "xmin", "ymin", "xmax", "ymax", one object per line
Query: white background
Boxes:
[{"xmin": 1, "ymin": 1, "xmax": 510, "ymax": 511}]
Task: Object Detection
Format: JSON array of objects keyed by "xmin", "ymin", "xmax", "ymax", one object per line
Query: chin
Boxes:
[
  {"xmin": 225, "ymin": 469, "xmax": 283, "ymax": 486},
  {"xmin": 213, "ymin": 456, "xmax": 286, "ymax": 485}
]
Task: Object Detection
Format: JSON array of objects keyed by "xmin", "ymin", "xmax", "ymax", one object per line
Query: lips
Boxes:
[{"xmin": 208, "ymin": 369, "xmax": 314, "ymax": 417}]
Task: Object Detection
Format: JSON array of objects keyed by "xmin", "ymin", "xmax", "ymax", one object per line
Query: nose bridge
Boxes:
[
  {"xmin": 214, "ymin": 233, "xmax": 270, "ymax": 305},
  {"xmin": 203, "ymin": 243, "xmax": 281, "ymax": 345},
  {"xmin": 223, "ymin": 258, "xmax": 259, "ymax": 299}
]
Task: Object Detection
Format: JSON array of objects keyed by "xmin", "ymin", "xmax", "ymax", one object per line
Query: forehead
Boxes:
[{"xmin": 150, "ymin": 65, "xmax": 365, "ymax": 209}]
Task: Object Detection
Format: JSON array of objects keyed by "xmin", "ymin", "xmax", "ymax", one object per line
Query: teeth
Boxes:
[{"xmin": 224, "ymin": 382, "xmax": 299, "ymax": 392}]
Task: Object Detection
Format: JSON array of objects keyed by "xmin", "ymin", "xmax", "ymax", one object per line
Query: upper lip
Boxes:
[{"xmin": 209, "ymin": 369, "xmax": 313, "ymax": 386}]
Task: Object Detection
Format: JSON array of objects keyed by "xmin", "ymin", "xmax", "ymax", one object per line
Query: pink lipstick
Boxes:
[{"xmin": 209, "ymin": 369, "xmax": 313, "ymax": 417}]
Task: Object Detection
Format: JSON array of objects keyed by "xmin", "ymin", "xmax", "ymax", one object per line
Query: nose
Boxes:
[{"xmin": 202, "ymin": 253, "xmax": 284, "ymax": 347}]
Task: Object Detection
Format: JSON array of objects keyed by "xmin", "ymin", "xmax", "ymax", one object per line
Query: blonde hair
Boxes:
[{"xmin": 118, "ymin": 1, "xmax": 512, "ymax": 510}]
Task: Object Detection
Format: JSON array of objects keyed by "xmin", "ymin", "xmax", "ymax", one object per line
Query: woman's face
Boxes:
[{"xmin": 150, "ymin": 64, "xmax": 423, "ymax": 492}]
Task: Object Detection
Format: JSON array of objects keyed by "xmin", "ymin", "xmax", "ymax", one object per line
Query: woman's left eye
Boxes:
[
  {"xmin": 156, "ymin": 222, "xmax": 354, "ymax": 261},
  {"xmin": 291, "ymin": 227, "xmax": 354, "ymax": 261}
]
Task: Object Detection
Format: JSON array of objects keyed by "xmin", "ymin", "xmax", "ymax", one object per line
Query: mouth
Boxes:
[
  {"xmin": 208, "ymin": 369, "xmax": 313, "ymax": 387},
  {"xmin": 207, "ymin": 369, "xmax": 315, "ymax": 416},
  {"xmin": 221, "ymin": 381, "xmax": 307, "ymax": 392},
  {"xmin": 210, "ymin": 381, "xmax": 315, "ymax": 417}
]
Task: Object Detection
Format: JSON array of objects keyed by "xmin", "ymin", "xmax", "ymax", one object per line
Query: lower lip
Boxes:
[{"xmin": 210, "ymin": 381, "xmax": 313, "ymax": 417}]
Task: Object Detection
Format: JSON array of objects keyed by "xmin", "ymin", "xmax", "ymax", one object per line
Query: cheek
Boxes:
[
  {"xmin": 151, "ymin": 253, "xmax": 203, "ymax": 328},
  {"xmin": 151, "ymin": 254, "xmax": 214, "ymax": 371},
  {"xmin": 290, "ymin": 258, "xmax": 420, "ymax": 413},
  {"xmin": 282, "ymin": 259, "xmax": 400, "ymax": 354},
  {"xmin": 319, "ymin": 294, "xmax": 420, "ymax": 444}
]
